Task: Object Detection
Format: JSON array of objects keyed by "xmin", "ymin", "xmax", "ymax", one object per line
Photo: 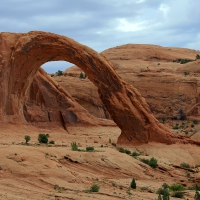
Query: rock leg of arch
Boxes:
[{"xmin": 0, "ymin": 31, "xmax": 199, "ymax": 145}]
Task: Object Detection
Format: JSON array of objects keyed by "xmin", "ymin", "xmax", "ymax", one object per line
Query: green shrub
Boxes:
[
  {"xmin": 141, "ymin": 186, "xmax": 148, "ymax": 191},
  {"xmin": 79, "ymin": 72, "xmax": 87, "ymax": 79},
  {"xmin": 71, "ymin": 142, "xmax": 78, "ymax": 151},
  {"xmin": 184, "ymin": 71, "xmax": 190, "ymax": 75},
  {"xmin": 195, "ymin": 191, "xmax": 200, "ymax": 200},
  {"xmin": 111, "ymin": 142, "xmax": 116, "ymax": 146},
  {"xmin": 140, "ymin": 158, "xmax": 149, "ymax": 164},
  {"xmin": 196, "ymin": 54, "xmax": 200, "ymax": 60},
  {"xmin": 56, "ymin": 70, "xmax": 63, "ymax": 76},
  {"xmin": 49, "ymin": 140, "xmax": 55, "ymax": 144},
  {"xmin": 38, "ymin": 134, "xmax": 49, "ymax": 143},
  {"xmin": 86, "ymin": 146, "xmax": 94, "ymax": 151},
  {"xmin": 149, "ymin": 157, "xmax": 158, "ymax": 168},
  {"xmin": 157, "ymin": 192, "xmax": 170, "ymax": 200},
  {"xmin": 193, "ymin": 120, "xmax": 199, "ymax": 124},
  {"xmin": 112, "ymin": 182, "xmax": 117, "ymax": 187},
  {"xmin": 125, "ymin": 149, "xmax": 131, "ymax": 155},
  {"xmin": 188, "ymin": 185, "xmax": 200, "ymax": 191},
  {"xmin": 90, "ymin": 184, "xmax": 100, "ymax": 192},
  {"xmin": 162, "ymin": 183, "xmax": 169, "ymax": 189},
  {"xmin": 180, "ymin": 162, "xmax": 190, "ymax": 168},
  {"xmin": 157, "ymin": 183, "xmax": 170, "ymax": 200},
  {"xmin": 173, "ymin": 125, "xmax": 179, "ymax": 129},
  {"xmin": 140, "ymin": 157, "xmax": 158, "ymax": 168},
  {"xmin": 132, "ymin": 151, "xmax": 140, "ymax": 157},
  {"xmin": 171, "ymin": 191, "xmax": 184, "ymax": 198},
  {"xmin": 119, "ymin": 147, "xmax": 125, "ymax": 153},
  {"xmin": 130, "ymin": 178, "xmax": 136, "ymax": 189},
  {"xmin": 169, "ymin": 183, "xmax": 185, "ymax": 191},
  {"xmin": 24, "ymin": 135, "xmax": 30, "ymax": 144},
  {"xmin": 157, "ymin": 188, "xmax": 169, "ymax": 196},
  {"xmin": 118, "ymin": 147, "xmax": 131, "ymax": 155},
  {"xmin": 173, "ymin": 58, "xmax": 193, "ymax": 64}
]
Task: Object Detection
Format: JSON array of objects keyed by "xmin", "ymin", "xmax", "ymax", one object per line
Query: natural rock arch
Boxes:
[{"xmin": 0, "ymin": 31, "xmax": 199, "ymax": 145}]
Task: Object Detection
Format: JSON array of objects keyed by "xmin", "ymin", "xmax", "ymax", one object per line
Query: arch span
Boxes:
[{"xmin": 0, "ymin": 31, "xmax": 199, "ymax": 145}]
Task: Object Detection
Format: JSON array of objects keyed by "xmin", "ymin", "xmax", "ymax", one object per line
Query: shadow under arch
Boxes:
[{"xmin": 2, "ymin": 31, "xmax": 199, "ymax": 145}]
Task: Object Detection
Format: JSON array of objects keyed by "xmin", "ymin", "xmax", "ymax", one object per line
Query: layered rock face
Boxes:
[{"xmin": 0, "ymin": 31, "xmax": 199, "ymax": 145}]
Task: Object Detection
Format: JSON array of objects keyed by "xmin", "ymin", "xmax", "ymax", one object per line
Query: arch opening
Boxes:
[
  {"xmin": 41, "ymin": 61, "xmax": 73, "ymax": 74},
  {"xmin": 42, "ymin": 61, "xmax": 111, "ymax": 120}
]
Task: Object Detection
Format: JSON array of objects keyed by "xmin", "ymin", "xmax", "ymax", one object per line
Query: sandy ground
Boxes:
[{"xmin": 0, "ymin": 123, "xmax": 200, "ymax": 200}]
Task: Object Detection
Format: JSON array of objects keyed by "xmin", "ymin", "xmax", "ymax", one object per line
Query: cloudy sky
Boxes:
[{"xmin": 1, "ymin": 0, "xmax": 200, "ymax": 73}]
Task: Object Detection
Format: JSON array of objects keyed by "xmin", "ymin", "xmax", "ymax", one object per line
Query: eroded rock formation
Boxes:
[
  {"xmin": 63, "ymin": 44, "xmax": 200, "ymax": 119},
  {"xmin": 0, "ymin": 31, "xmax": 199, "ymax": 145}
]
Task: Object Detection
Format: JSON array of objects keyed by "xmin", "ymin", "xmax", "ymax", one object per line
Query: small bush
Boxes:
[
  {"xmin": 90, "ymin": 184, "xmax": 100, "ymax": 192},
  {"xmin": 118, "ymin": 147, "xmax": 131, "ymax": 155},
  {"xmin": 119, "ymin": 147, "xmax": 125, "ymax": 153},
  {"xmin": 49, "ymin": 140, "xmax": 55, "ymax": 144},
  {"xmin": 157, "ymin": 188, "xmax": 169, "ymax": 195},
  {"xmin": 130, "ymin": 178, "xmax": 136, "ymax": 189},
  {"xmin": 162, "ymin": 183, "xmax": 169, "ymax": 189},
  {"xmin": 79, "ymin": 72, "xmax": 87, "ymax": 79},
  {"xmin": 38, "ymin": 134, "xmax": 49, "ymax": 143},
  {"xmin": 111, "ymin": 142, "xmax": 116, "ymax": 146},
  {"xmin": 184, "ymin": 71, "xmax": 190, "ymax": 75},
  {"xmin": 86, "ymin": 146, "xmax": 94, "ymax": 151},
  {"xmin": 125, "ymin": 149, "xmax": 131, "ymax": 155},
  {"xmin": 180, "ymin": 162, "xmax": 190, "ymax": 168},
  {"xmin": 196, "ymin": 54, "xmax": 200, "ymax": 60},
  {"xmin": 193, "ymin": 120, "xmax": 199, "ymax": 124},
  {"xmin": 24, "ymin": 135, "xmax": 30, "ymax": 144},
  {"xmin": 188, "ymin": 185, "xmax": 200, "ymax": 191},
  {"xmin": 170, "ymin": 183, "xmax": 185, "ymax": 191},
  {"xmin": 173, "ymin": 125, "xmax": 179, "ymax": 129},
  {"xmin": 71, "ymin": 142, "xmax": 78, "ymax": 151},
  {"xmin": 149, "ymin": 157, "xmax": 158, "ymax": 168},
  {"xmin": 173, "ymin": 58, "xmax": 193, "ymax": 64},
  {"xmin": 140, "ymin": 158, "xmax": 149, "ymax": 164},
  {"xmin": 112, "ymin": 182, "xmax": 117, "ymax": 187},
  {"xmin": 56, "ymin": 70, "xmax": 63, "ymax": 76},
  {"xmin": 132, "ymin": 151, "xmax": 140, "ymax": 157},
  {"xmin": 140, "ymin": 157, "xmax": 158, "ymax": 168},
  {"xmin": 195, "ymin": 191, "xmax": 200, "ymax": 200},
  {"xmin": 171, "ymin": 191, "xmax": 184, "ymax": 198},
  {"xmin": 141, "ymin": 186, "xmax": 148, "ymax": 191}
]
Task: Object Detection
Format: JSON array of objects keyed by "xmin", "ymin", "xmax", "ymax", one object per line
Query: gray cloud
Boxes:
[{"xmin": 0, "ymin": 0, "xmax": 199, "ymax": 73}]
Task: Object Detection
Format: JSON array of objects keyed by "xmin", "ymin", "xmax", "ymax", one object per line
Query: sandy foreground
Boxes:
[{"xmin": 0, "ymin": 123, "xmax": 199, "ymax": 200}]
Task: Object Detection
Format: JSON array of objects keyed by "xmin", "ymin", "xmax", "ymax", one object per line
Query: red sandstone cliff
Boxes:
[{"xmin": 0, "ymin": 31, "xmax": 199, "ymax": 145}]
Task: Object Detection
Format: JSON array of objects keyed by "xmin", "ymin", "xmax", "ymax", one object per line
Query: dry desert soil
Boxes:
[{"xmin": 0, "ymin": 123, "xmax": 200, "ymax": 200}]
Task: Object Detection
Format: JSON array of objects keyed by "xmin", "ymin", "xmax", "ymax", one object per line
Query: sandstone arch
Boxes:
[{"xmin": 0, "ymin": 31, "xmax": 199, "ymax": 145}]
